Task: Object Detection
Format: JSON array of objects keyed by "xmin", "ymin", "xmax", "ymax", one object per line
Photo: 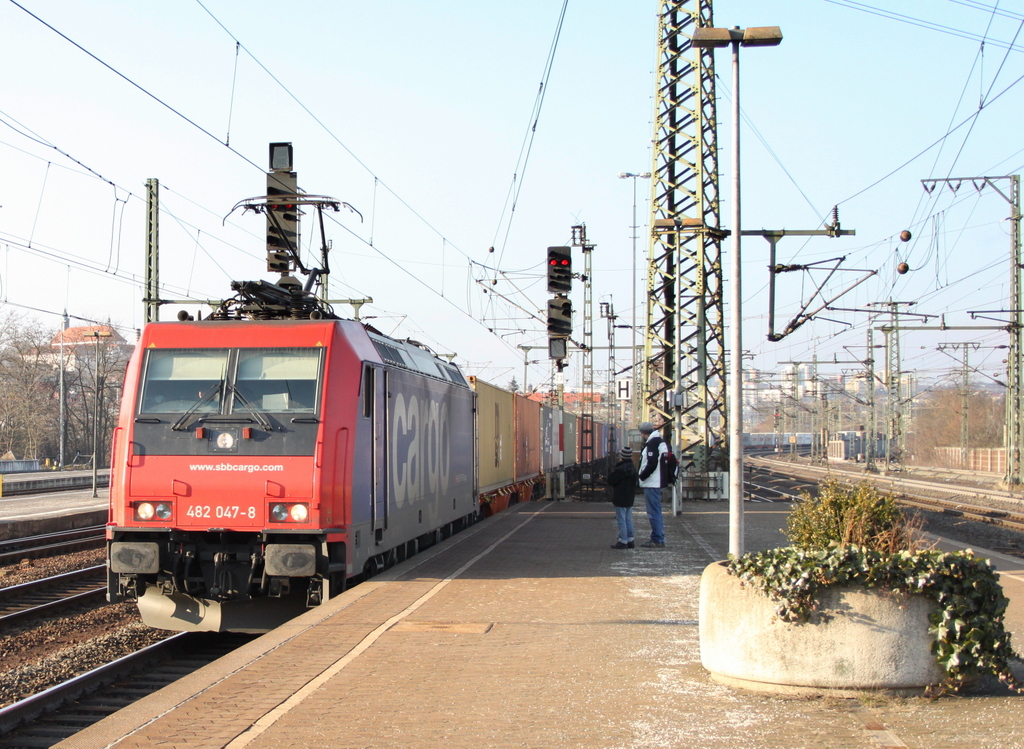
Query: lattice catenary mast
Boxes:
[{"xmin": 643, "ymin": 0, "xmax": 727, "ymax": 466}]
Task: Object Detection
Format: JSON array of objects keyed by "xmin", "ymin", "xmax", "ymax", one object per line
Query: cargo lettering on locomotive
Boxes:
[{"xmin": 391, "ymin": 391, "xmax": 451, "ymax": 507}]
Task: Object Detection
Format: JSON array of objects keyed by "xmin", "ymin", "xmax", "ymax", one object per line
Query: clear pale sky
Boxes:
[{"xmin": 1, "ymin": 0, "xmax": 1021, "ymax": 394}]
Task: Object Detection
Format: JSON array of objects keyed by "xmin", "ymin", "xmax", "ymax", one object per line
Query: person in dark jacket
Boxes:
[{"xmin": 607, "ymin": 446, "xmax": 638, "ymax": 549}]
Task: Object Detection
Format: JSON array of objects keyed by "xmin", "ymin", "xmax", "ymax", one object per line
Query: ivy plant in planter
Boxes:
[{"xmin": 726, "ymin": 479, "xmax": 1021, "ymax": 693}]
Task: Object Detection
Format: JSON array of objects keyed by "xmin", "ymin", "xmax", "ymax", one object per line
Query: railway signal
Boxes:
[
  {"xmin": 267, "ymin": 250, "xmax": 291, "ymax": 274},
  {"xmin": 228, "ymin": 142, "xmax": 352, "ymax": 310},
  {"xmin": 546, "ymin": 246, "xmax": 572, "ymax": 294},
  {"xmin": 548, "ymin": 337, "xmax": 567, "ymax": 360},
  {"xmin": 547, "ymin": 295, "xmax": 572, "ymax": 338},
  {"xmin": 266, "ymin": 143, "xmax": 299, "ymax": 277}
]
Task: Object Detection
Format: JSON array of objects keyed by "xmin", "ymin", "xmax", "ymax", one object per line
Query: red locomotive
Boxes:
[
  {"xmin": 106, "ymin": 144, "xmax": 616, "ymax": 632},
  {"xmin": 107, "ymin": 317, "xmax": 479, "ymax": 631}
]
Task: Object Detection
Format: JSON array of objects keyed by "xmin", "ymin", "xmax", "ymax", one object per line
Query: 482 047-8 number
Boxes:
[{"xmin": 186, "ymin": 505, "xmax": 257, "ymax": 520}]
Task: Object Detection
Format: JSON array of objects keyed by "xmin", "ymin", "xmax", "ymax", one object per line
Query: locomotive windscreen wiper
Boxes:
[
  {"xmin": 228, "ymin": 385, "xmax": 275, "ymax": 432},
  {"xmin": 170, "ymin": 381, "xmax": 224, "ymax": 432}
]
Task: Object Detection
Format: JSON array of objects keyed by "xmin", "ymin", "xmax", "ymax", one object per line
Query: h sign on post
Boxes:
[{"xmin": 616, "ymin": 377, "xmax": 632, "ymax": 401}]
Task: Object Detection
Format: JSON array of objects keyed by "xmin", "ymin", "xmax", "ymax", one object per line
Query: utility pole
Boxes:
[
  {"xmin": 866, "ymin": 327, "xmax": 877, "ymax": 472},
  {"xmin": 144, "ymin": 178, "xmax": 161, "ymax": 324},
  {"xmin": 57, "ymin": 312, "xmax": 69, "ymax": 470},
  {"xmin": 573, "ymin": 225, "xmax": 596, "ymax": 499},
  {"xmin": 517, "ymin": 345, "xmax": 544, "ymax": 395},
  {"xmin": 869, "ymin": 301, "xmax": 917, "ymax": 471},
  {"xmin": 786, "ymin": 363, "xmax": 798, "ymax": 458},
  {"xmin": 936, "ymin": 342, "xmax": 979, "ymax": 468},
  {"xmin": 923, "ymin": 175, "xmax": 1021, "ymax": 485},
  {"xmin": 600, "ymin": 299, "xmax": 617, "ymax": 430},
  {"xmin": 87, "ymin": 330, "xmax": 112, "ymax": 497},
  {"xmin": 645, "ymin": 0, "xmax": 727, "ymax": 469},
  {"xmin": 618, "ymin": 172, "xmax": 651, "ymax": 428},
  {"xmin": 809, "ymin": 357, "xmax": 822, "ymax": 463}
]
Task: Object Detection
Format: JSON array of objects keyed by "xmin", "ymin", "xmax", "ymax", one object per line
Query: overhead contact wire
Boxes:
[
  {"xmin": 193, "ymin": 0, "xmax": 476, "ymax": 266},
  {"xmin": 492, "ymin": 0, "xmax": 570, "ymax": 272},
  {"xmin": 9, "ymin": 0, "xmax": 266, "ymax": 175}
]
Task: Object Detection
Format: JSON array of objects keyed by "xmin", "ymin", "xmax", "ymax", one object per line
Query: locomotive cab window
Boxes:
[
  {"xmin": 362, "ymin": 364, "xmax": 374, "ymax": 418},
  {"xmin": 232, "ymin": 349, "xmax": 322, "ymax": 414},
  {"xmin": 138, "ymin": 350, "xmax": 228, "ymax": 414}
]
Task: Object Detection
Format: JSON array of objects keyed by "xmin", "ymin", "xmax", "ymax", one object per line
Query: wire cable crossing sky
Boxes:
[{"xmin": 0, "ymin": 0, "xmax": 1020, "ymax": 391}]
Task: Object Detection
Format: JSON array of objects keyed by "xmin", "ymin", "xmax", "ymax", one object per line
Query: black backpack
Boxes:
[{"xmin": 660, "ymin": 447, "xmax": 680, "ymax": 486}]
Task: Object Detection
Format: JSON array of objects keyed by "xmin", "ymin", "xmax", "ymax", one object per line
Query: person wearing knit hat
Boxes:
[{"xmin": 606, "ymin": 444, "xmax": 638, "ymax": 549}]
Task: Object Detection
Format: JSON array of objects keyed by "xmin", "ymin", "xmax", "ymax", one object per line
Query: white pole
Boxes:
[{"xmin": 728, "ymin": 38, "xmax": 744, "ymax": 558}]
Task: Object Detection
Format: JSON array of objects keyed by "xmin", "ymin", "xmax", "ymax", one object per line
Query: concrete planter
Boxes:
[{"xmin": 699, "ymin": 561, "xmax": 944, "ymax": 696}]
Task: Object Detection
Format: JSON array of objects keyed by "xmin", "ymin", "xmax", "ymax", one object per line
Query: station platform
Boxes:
[
  {"xmin": 0, "ymin": 488, "xmax": 106, "ymax": 540},
  {"xmin": 59, "ymin": 497, "xmax": 1024, "ymax": 749}
]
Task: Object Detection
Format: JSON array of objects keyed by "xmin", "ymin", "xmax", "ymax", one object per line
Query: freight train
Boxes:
[
  {"xmin": 106, "ymin": 145, "xmax": 615, "ymax": 632},
  {"xmin": 105, "ymin": 316, "xmax": 616, "ymax": 632}
]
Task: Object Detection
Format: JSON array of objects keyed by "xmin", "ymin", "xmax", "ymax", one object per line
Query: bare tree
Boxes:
[
  {"xmin": 0, "ymin": 314, "xmax": 63, "ymax": 460},
  {"xmin": 909, "ymin": 387, "xmax": 1004, "ymax": 465},
  {"xmin": 0, "ymin": 314, "xmax": 133, "ymax": 467},
  {"xmin": 57, "ymin": 325, "xmax": 132, "ymax": 468}
]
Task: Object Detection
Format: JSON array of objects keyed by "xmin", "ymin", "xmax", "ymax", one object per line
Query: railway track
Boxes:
[
  {"xmin": 749, "ymin": 457, "xmax": 1024, "ymax": 535},
  {"xmin": 0, "ymin": 527, "xmax": 106, "ymax": 565},
  {"xmin": 0, "ymin": 565, "xmax": 107, "ymax": 626},
  {"xmin": 0, "ymin": 632, "xmax": 253, "ymax": 748}
]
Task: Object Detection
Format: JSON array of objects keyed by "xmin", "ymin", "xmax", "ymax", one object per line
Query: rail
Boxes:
[
  {"xmin": 0, "ymin": 565, "xmax": 107, "ymax": 626},
  {"xmin": 0, "ymin": 526, "xmax": 106, "ymax": 564}
]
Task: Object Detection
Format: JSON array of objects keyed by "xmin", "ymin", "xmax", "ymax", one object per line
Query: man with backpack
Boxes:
[{"xmin": 637, "ymin": 421, "xmax": 668, "ymax": 548}]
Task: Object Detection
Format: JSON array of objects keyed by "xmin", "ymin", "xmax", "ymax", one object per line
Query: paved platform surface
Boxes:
[{"xmin": 59, "ymin": 497, "xmax": 1024, "ymax": 749}]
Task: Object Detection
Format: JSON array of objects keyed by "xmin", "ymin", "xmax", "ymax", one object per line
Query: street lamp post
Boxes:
[
  {"xmin": 86, "ymin": 331, "xmax": 112, "ymax": 497},
  {"xmin": 617, "ymin": 171, "xmax": 651, "ymax": 426},
  {"xmin": 58, "ymin": 336, "xmax": 66, "ymax": 471},
  {"xmin": 692, "ymin": 25, "xmax": 782, "ymax": 557}
]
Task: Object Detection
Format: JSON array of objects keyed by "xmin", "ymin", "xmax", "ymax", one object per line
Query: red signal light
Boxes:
[{"xmin": 546, "ymin": 246, "xmax": 572, "ymax": 293}]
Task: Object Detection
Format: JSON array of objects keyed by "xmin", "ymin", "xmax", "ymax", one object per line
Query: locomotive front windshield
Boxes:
[
  {"xmin": 138, "ymin": 350, "xmax": 228, "ymax": 413},
  {"xmin": 233, "ymin": 349, "xmax": 319, "ymax": 413},
  {"xmin": 138, "ymin": 348, "xmax": 322, "ymax": 415}
]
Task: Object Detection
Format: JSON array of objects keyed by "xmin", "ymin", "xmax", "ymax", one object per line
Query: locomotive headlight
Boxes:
[
  {"xmin": 134, "ymin": 502, "xmax": 173, "ymax": 522},
  {"xmin": 269, "ymin": 503, "xmax": 310, "ymax": 523}
]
